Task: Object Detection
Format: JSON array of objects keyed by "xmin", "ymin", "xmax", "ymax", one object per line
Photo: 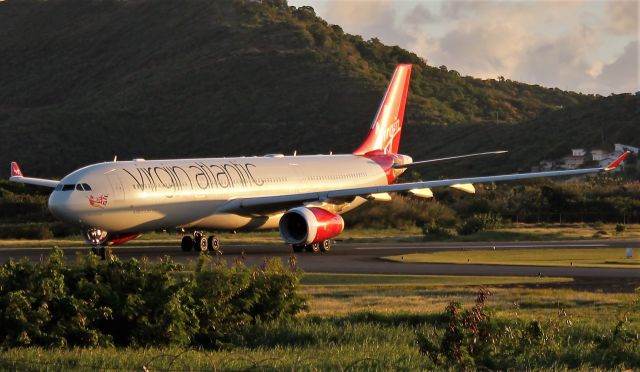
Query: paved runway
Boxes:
[{"xmin": 1, "ymin": 239, "xmax": 639, "ymax": 278}]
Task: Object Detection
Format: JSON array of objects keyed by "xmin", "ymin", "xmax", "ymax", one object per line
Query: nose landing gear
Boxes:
[
  {"xmin": 90, "ymin": 246, "xmax": 111, "ymax": 260},
  {"xmin": 83, "ymin": 228, "xmax": 111, "ymax": 260},
  {"xmin": 181, "ymin": 232, "xmax": 221, "ymax": 254}
]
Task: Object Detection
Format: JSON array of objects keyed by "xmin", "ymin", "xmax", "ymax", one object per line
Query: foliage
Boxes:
[
  {"xmin": 457, "ymin": 212, "xmax": 504, "ymax": 235},
  {"xmin": 0, "ymin": 284, "xmax": 639, "ymax": 369},
  {"xmin": 417, "ymin": 290, "xmax": 494, "ymax": 369},
  {"xmin": 0, "ymin": 249, "xmax": 306, "ymax": 348},
  {"xmin": 343, "ymin": 196, "xmax": 457, "ymax": 231},
  {"xmin": 417, "ymin": 290, "xmax": 640, "ymax": 370}
]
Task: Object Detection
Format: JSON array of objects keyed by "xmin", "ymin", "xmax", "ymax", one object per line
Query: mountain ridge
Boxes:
[{"xmin": 0, "ymin": 0, "xmax": 636, "ymax": 178}]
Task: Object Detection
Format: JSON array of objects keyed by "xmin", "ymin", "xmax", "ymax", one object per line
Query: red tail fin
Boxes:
[
  {"xmin": 10, "ymin": 162, "xmax": 23, "ymax": 177},
  {"xmin": 353, "ymin": 64, "xmax": 412, "ymax": 155}
]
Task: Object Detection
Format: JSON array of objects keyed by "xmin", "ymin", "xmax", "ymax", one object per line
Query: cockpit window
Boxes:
[
  {"xmin": 62, "ymin": 184, "xmax": 75, "ymax": 191},
  {"xmin": 55, "ymin": 184, "xmax": 63, "ymax": 191},
  {"xmin": 76, "ymin": 184, "xmax": 84, "ymax": 191},
  {"xmin": 82, "ymin": 183, "xmax": 92, "ymax": 191}
]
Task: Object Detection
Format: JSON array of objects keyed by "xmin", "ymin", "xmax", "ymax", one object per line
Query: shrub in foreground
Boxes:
[
  {"xmin": 0, "ymin": 249, "xmax": 306, "ymax": 348},
  {"xmin": 417, "ymin": 290, "xmax": 640, "ymax": 370}
]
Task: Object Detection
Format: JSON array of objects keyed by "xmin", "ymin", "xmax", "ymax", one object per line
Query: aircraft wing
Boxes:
[
  {"xmin": 220, "ymin": 151, "xmax": 630, "ymax": 215},
  {"xmin": 8, "ymin": 162, "xmax": 60, "ymax": 188}
]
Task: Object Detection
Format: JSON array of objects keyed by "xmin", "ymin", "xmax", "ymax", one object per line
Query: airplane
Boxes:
[{"xmin": 9, "ymin": 64, "xmax": 630, "ymax": 259}]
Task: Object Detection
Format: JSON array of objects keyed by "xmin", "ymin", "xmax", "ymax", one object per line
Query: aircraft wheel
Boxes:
[
  {"xmin": 181, "ymin": 236, "xmax": 193, "ymax": 252},
  {"xmin": 207, "ymin": 236, "xmax": 221, "ymax": 253},
  {"xmin": 320, "ymin": 240, "xmax": 331, "ymax": 252},
  {"xmin": 194, "ymin": 235, "xmax": 208, "ymax": 252},
  {"xmin": 292, "ymin": 245, "xmax": 304, "ymax": 253},
  {"xmin": 305, "ymin": 242, "xmax": 320, "ymax": 253}
]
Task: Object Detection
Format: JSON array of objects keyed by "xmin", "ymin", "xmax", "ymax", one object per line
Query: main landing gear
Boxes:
[
  {"xmin": 181, "ymin": 232, "xmax": 221, "ymax": 254},
  {"xmin": 292, "ymin": 240, "xmax": 332, "ymax": 253}
]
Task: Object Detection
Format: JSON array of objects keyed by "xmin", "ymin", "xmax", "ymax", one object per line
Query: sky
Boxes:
[{"xmin": 287, "ymin": 0, "xmax": 639, "ymax": 95}]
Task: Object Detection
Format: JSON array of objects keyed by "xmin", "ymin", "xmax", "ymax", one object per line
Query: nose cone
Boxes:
[{"xmin": 48, "ymin": 191, "xmax": 77, "ymax": 224}]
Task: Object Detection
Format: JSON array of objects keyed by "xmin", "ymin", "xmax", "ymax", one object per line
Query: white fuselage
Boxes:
[{"xmin": 48, "ymin": 154, "xmax": 391, "ymax": 234}]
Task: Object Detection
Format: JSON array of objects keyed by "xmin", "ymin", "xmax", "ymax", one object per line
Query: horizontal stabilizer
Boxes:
[{"xmin": 394, "ymin": 150, "xmax": 507, "ymax": 169}]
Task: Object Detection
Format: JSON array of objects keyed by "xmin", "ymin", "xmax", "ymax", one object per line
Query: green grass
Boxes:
[
  {"xmin": 1, "ymin": 270, "xmax": 639, "ymax": 370},
  {"xmin": 384, "ymin": 248, "xmax": 640, "ymax": 268},
  {"xmin": 1, "ymin": 224, "xmax": 639, "ymax": 248},
  {"xmin": 301, "ymin": 273, "xmax": 571, "ymax": 286},
  {"xmin": 2, "ymin": 309, "xmax": 639, "ymax": 371}
]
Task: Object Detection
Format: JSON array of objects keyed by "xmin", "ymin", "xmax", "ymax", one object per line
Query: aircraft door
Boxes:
[{"xmin": 289, "ymin": 163, "xmax": 305, "ymax": 194}]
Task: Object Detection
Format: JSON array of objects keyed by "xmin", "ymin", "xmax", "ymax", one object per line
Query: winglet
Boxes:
[
  {"xmin": 10, "ymin": 162, "xmax": 23, "ymax": 177},
  {"xmin": 604, "ymin": 151, "xmax": 631, "ymax": 171}
]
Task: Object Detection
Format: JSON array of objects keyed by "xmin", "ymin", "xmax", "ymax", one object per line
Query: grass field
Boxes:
[
  {"xmin": 1, "ymin": 237, "xmax": 639, "ymax": 369},
  {"xmin": 299, "ymin": 273, "xmax": 638, "ymax": 323},
  {"xmin": 2, "ymin": 276, "xmax": 638, "ymax": 370},
  {"xmin": 384, "ymin": 247, "xmax": 640, "ymax": 268},
  {"xmin": 1, "ymin": 272, "xmax": 639, "ymax": 370},
  {"xmin": 0, "ymin": 223, "xmax": 638, "ymax": 248}
]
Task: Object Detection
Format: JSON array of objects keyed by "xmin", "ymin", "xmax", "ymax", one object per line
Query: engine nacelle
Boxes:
[{"xmin": 279, "ymin": 207, "xmax": 344, "ymax": 245}]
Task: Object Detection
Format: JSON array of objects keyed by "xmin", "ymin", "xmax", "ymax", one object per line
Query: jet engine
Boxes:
[{"xmin": 279, "ymin": 207, "xmax": 344, "ymax": 246}]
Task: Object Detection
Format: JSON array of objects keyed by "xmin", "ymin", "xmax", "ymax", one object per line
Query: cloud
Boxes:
[
  {"xmin": 323, "ymin": 1, "xmax": 392, "ymax": 26},
  {"xmin": 294, "ymin": 0, "xmax": 637, "ymax": 94},
  {"xmin": 322, "ymin": 1, "xmax": 412, "ymax": 46},
  {"xmin": 428, "ymin": 22, "xmax": 532, "ymax": 77},
  {"xmin": 403, "ymin": 4, "xmax": 435, "ymax": 26},
  {"xmin": 514, "ymin": 26, "xmax": 600, "ymax": 89},
  {"xmin": 596, "ymin": 41, "xmax": 639, "ymax": 93},
  {"xmin": 606, "ymin": 1, "xmax": 639, "ymax": 34}
]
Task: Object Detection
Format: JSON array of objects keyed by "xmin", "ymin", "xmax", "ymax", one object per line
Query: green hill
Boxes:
[
  {"xmin": 0, "ymin": 0, "xmax": 635, "ymax": 178},
  {"xmin": 405, "ymin": 94, "xmax": 640, "ymax": 178}
]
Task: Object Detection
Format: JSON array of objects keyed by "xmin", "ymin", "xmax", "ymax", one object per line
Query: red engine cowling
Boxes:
[{"xmin": 279, "ymin": 207, "xmax": 344, "ymax": 245}]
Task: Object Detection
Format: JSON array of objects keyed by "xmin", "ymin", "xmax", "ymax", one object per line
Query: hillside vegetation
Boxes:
[{"xmin": 1, "ymin": 0, "xmax": 626, "ymax": 178}]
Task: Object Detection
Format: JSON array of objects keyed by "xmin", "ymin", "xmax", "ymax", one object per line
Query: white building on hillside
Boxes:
[
  {"xmin": 562, "ymin": 155, "xmax": 585, "ymax": 169},
  {"xmin": 590, "ymin": 149, "xmax": 609, "ymax": 161},
  {"xmin": 571, "ymin": 148, "xmax": 586, "ymax": 157},
  {"xmin": 615, "ymin": 143, "xmax": 639, "ymax": 154}
]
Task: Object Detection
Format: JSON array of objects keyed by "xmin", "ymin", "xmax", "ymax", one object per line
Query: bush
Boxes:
[
  {"xmin": 457, "ymin": 213, "xmax": 503, "ymax": 235},
  {"xmin": 616, "ymin": 223, "xmax": 626, "ymax": 233},
  {"xmin": 420, "ymin": 221, "xmax": 456, "ymax": 240},
  {"xmin": 0, "ymin": 249, "xmax": 307, "ymax": 348},
  {"xmin": 417, "ymin": 290, "xmax": 640, "ymax": 370},
  {"xmin": 0, "ymin": 224, "xmax": 54, "ymax": 239}
]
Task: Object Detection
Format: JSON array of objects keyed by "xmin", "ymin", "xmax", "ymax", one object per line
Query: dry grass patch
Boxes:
[{"xmin": 385, "ymin": 248, "xmax": 640, "ymax": 268}]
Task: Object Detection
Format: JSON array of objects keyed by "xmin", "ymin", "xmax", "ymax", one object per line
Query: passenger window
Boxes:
[
  {"xmin": 62, "ymin": 184, "xmax": 75, "ymax": 191},
  {"xmin": 82, "ymin": 183, "xmax": 92, "ymax": 191}
]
